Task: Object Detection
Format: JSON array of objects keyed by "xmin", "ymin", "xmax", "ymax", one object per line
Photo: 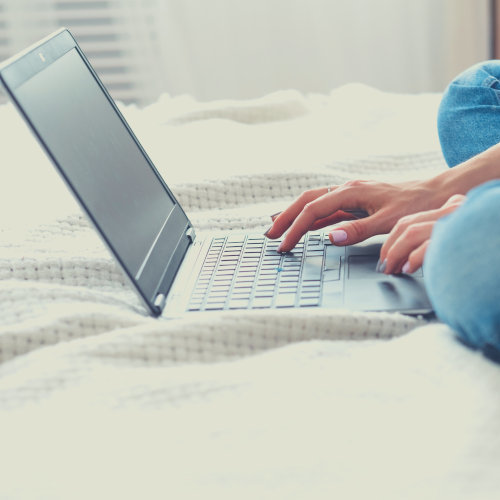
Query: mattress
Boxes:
[{"xmin": 0, "ymin": 84, "xmax": 498, "ymax": 500}]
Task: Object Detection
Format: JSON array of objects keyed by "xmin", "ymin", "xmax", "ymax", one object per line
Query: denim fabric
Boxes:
[
  {"xmin": 424, "ymin": 181, "xmax": 500, "ymax": 363},
  {"xmin": 437, "ymin": 60, "xmax": 500, "ymax": 167},
  {"xmin": 427, "ymin": 61, "xmax": 500, "ymax": 363}
]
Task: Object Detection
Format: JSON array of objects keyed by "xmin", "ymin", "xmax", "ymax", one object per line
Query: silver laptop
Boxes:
[{"xmin": 0, "ymin": 29, "xmax": 432, "ymax": 317}]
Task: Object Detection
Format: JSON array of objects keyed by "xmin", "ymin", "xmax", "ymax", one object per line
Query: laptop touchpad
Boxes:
[{"xmin": 348, "ymin": 255, "xmax": 379, "ymax": 279}]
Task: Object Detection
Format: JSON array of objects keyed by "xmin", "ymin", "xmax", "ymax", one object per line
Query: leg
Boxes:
[
  {"xmin": 438, "ymin": 60, "xmax": 500, "ymax": 167},
  {"xmin": 423, "ymin": 180, "xmax": 500, "ymax": 363}
]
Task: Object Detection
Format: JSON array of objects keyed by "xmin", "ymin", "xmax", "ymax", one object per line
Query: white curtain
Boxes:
[{"xmin": 0, "ymin": 0, "xmax": 493, "ymax": 104}]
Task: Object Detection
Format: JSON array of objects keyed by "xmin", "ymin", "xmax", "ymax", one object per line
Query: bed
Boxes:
[{"xmin": 0, "ymin": 84, "xmax": 499, "ymax": 499}]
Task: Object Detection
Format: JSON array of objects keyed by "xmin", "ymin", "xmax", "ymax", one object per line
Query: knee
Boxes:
[
  {"xmin": 424, "ymin": 180, "xmax": 500, "ymax": 362},
  {"xmin": 447, "ymin": 60, "xmax": 500, "ymax": 88},
  {"xmin": 437, "ymin": 60, "xmax": 500, "ymax": 167}
]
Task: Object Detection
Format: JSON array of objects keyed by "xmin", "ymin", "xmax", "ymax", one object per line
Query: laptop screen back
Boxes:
[
  {"xmin": 0, "ymin": 30, "xmax": 192, "ymax": 314},
  {"xmin": 16, "ymin": 47, "xmax": 174, "ymax": 275}
]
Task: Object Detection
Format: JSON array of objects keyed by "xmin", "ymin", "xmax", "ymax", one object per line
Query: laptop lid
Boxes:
[{"xmin": 0, "ymin": 29, "xmax": 193, "ymax": 316}]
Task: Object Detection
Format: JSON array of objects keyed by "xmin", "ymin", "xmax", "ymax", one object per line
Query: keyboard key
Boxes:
[
  {"xmin": 280, "ymin": 276, "xmax": 299, "ymax": 283},
  {"xmin": 301, "ymin": 281, "xmax": 319, "ymax": 287},
  {"xmin": 215, "ymin": 270, "xmax": 236, "ymax": 277},
  {"xmin": 257, "ymin": 279, "xmax": 277, "ymax": 286},
  {"xmin": 325, "ymin": 247, "xmax": 342, "ymax": 270},
  {"xmin": 278, "ymin": 282, "xmax": 299, "ymax": 289},
  {"xmin": 252, "ymin": 297, "xmax": 273, "ymax": 308},
  {"xmin": 302, "ymin": 256, "xmax": 323, "ymax": 281},
  {"xmin": 275, "ymin": 293, "xmax": 296, "ymax": 308},
  {"xmin": 307, "ymin": 239, "xmax": 321, "ymax": 247},
  {"xmin": 255, "ymin": 284, "xmax": 275, "ymax": 292},
  {"xmin": 283, "ymin": 254, "xmax": 301, "ymax": 262},
  {"xmin": 306, "ymin": 249, "xmax": 324, "ymax": 257},
  {"xmin": 204, "ymin": 303, "xmax": 225, "ymax": 311},
  {"xmin": 229, "ymin": 299, "xmax": 249, "ymax": 309},
  {"xmin": 234, "ymin": 277, "xmax": 255, "ymax": 283},
  {"xmin": 299, "ymin": 297, "xmax": 319, "ymax": 307}
]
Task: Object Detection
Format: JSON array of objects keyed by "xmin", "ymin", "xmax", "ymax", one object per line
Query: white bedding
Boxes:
[{"xmin": 0, "ymin": 84, "xmax": 499, "ymax": 499}]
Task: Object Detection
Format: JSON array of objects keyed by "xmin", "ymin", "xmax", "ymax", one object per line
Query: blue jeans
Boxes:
[{"xmin": 424, "ymin": 61, "xmax": 500, "ymax": 363}]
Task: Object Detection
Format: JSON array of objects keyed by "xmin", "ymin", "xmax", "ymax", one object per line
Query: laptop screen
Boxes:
[{"xmin": 15, "ymin": 47, "xmax": 175, "ymax": 277}]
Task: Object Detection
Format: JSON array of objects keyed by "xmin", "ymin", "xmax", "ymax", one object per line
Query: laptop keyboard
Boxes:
[{"xmin": 187, "ymin": 232, "xmax": 341, "ymax": 311}]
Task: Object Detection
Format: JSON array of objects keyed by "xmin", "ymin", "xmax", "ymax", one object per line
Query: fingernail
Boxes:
[
  {"xmin": 263, "ymin": 226, "xmax": 272, "ymax": 237},
  {"xmin": 402, "ymin": 261, "xmax": 411, "ymax": 274},
  {"xmin": 270, "ymin": 211, "xmax": 282, "ymax": 221},
  {"xmin": 329, "ymin": 229, "xmax": 348, "ymax": 244},
  {"xmin": 277, "ymin": 242, "xmax": 285, "ymax": 253},
  {"xmin": 377, "ymin": 258, "xmax": 387, "ymax": 273}
]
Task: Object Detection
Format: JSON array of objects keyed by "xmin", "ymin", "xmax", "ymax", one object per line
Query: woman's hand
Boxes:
[
  {"xmin": 378, "ymin": 194, "xmax": 466, "ymax": 274},
  {"xmin": 265, "ymin": 179, "xmax": 449, "ymax": 253}
]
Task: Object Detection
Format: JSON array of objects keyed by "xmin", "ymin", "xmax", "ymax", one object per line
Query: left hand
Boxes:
[{"xmin": 379, "ymin": 194, "xmax": 466, "ymax": 274}]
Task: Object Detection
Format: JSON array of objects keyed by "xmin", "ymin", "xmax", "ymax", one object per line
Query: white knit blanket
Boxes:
[{"xmin": 0, "ymin": 85, "xmax": 499, "ymax": 499}]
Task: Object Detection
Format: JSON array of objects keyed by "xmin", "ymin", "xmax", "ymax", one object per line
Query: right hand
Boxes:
[
  {"xmin": 378, "ymin": 194, "xmax": 466, "ymax": 274},
  {"xmin": 265, "ymin": 179, "xmax": 447, "ymax": 252}
]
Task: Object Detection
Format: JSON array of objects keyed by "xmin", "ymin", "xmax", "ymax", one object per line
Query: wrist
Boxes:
[{"xmin": 424, "ymin": 145, "xmax": 500, "ymax": 200}]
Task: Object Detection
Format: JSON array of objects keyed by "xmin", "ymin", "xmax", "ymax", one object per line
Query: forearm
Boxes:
[{"xmin": 426, "ymin": 142, "xmax": 500, "ymax": 199}]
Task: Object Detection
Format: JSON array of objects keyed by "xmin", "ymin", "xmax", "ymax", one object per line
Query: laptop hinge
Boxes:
[
  {"xmin": 186, "ymin": 227, "xmax": 196, "ymax": 242},
  {"xmin": 154, "ymin": 293, "xmax": 166, "ymax": 313}
]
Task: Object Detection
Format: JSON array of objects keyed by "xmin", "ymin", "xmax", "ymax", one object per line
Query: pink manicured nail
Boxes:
[
  {"xmin": 329, "ymin": 229, "xmax": 348, "ymax": 244},
  {"xmin": 402, "ymin": 261, "xmax": 411, "ymax": 274}
]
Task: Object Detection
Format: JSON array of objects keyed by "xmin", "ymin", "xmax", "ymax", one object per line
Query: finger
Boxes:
[
  {"xmin": 384, "ymin": 221, "xmax": 434, "ymax": 274},
  {"xmin": 266, "ymin": 187, "xmax": 332, "ymax": 240},
  {"xmin": 380, "ymin": 211, "xmax": 435, "ymax": 263},
  {"xmin": 401, "ymin": 240, "xmax": 430, "ymax": 274},
  {"xmin": 309, "ymin": 210, "xmax": 359, "ymax": 231},
  {"xmin": 326, "ymin": 209, "xmax": 396, "ymax": 248},
  {"xmin": 379, "ymin": 200, "xmax": 462, "ymax": 263},
  {"xmin": 276, "ymin": 189, "xmax": 374, "ymax": 251}
]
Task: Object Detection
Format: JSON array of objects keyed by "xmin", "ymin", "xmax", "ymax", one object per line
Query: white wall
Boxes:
[{"xmin": 151, "ymin": 0, "xmax": 492, "ymax": 100}]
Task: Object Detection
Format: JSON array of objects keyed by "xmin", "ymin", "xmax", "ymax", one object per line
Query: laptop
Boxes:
[{"xmin": 0, "ymin": 29, "xmax": 432, "ymax": 317}]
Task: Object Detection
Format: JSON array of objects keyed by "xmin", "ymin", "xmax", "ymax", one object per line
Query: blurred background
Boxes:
[{"xmin": 0, "ymin": 0, "xmax": 495, "ymax": 105}]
